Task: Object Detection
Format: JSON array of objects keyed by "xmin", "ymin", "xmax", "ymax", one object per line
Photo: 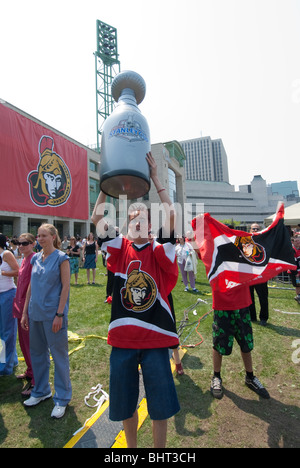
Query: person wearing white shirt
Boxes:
[
  {"xmin": 175, "ymin": 236, "xmax": 198, "ymax": 292},
  {"xmin": 0, "ymin": 234, "xmax": 19, "ymax": 376}
]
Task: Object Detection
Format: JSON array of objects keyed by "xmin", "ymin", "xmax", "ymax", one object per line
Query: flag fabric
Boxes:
[
  {"xmin": 0, "ymin": 102, "xmax": 89, "ymax": 220},
  {"xmin": 191, "ymin": 203, "xmax": 297, "ymax": 295}
]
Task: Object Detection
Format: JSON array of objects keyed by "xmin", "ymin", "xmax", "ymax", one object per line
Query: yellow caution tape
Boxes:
[{"xmin": 67, "ymin": 331, "xmax": 107, "ymax": 356}]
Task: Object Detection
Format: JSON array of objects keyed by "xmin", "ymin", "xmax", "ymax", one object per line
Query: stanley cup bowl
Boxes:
[
  {"xmin": 100, "ymin": 174, "xmax": 150, "ymax": 200},
  {"xmin": 100, "ymin": 70, "xmax": 151, "ymax": 199},
  {"xmin": 111, "ymin": 70, "xmax": 146, "ymax": 104}
]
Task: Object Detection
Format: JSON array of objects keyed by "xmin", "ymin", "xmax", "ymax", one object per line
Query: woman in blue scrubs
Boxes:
[{"xmin": 21, "ymin": 224, "xmax": 72, "ymax": 419}]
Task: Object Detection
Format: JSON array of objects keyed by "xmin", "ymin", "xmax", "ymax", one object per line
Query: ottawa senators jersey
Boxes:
[
  {"xmin": 101, "ymin": 235, "xmax": 179, "ymax": 349},
  {"xmin": 294, "ymin": 247, "xmax": 300, "ymax": 273},
  {"xmin": 212, "ymin": 286, "xmax": 252, "ymax": 311}
]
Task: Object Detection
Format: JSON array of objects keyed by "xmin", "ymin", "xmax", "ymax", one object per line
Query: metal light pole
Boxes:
[{"xmin": 95, "ymin": 20, "xmax": 120, "ymax": 153}]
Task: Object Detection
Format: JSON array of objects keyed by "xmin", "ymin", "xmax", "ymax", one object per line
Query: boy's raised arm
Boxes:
[
  {"xmin": 146, "ymin": 152, "xmax": 176, "ymax": 236},
  {"xmin": 91, "ymin": 190, "xmax": 107, "ymax": 235}
]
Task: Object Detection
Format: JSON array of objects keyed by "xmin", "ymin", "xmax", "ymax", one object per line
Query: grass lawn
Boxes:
[{"xmin": 0, "ymin": 260, "xmax": 299, "ymax": 448}]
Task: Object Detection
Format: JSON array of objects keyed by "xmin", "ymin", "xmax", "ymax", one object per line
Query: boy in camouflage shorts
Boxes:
[
  {"xmin": 210, "ymin": 304, "xmax": 270, "ymax": 400},
  {"xmin": 212, "ymin": 308, "xmax": 253, "ymax": 356}
]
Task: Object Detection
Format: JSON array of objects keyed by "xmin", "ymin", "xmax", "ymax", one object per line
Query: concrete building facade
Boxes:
[
  {"xmin": 0, "ymin": 100, "xmax": 100, "ymax": 239},
  {"xmin": 1, "ymin": 100, "xmax": 296, "ymax": 234},
  {"xmin": 180, "ymin": 136, "xmax": 295, "ymax": 226},
  {"xmin": 186, "ymin": 175, "xmax": 285, "ymax": 226},
  {"xmin": 0, "ymin": 101, "xmax": 186, "ymax": 239}
]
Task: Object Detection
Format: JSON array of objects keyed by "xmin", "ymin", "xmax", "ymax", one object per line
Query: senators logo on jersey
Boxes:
[{"xmin": 121, "ymin": 260, "xmax": 157, "ymax": 312}]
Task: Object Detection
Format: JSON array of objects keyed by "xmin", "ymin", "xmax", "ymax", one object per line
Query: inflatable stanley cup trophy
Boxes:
[{"xmin": 100, "ymin": 70, "xmax": 151, "ymax": 199}]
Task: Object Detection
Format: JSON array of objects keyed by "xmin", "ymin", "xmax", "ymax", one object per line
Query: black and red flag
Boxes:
[{"xmin": 192, "ymin": 203, "xmax": 297, "ymax": 294}]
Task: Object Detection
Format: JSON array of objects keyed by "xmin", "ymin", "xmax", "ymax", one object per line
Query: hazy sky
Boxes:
[{"xmin": 1, "ymin": 0, "xmax": 300, "ymax": 190}]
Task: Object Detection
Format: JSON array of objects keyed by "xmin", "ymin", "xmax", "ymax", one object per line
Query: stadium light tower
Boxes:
[{"xmin": 95, "ymin": 20, "xmax": 121, "ymax": 153}]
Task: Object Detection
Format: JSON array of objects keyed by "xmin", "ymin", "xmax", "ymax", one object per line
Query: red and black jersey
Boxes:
[
  {"xmin": 101, "ymin": 235, "xmax": 179, "ymax": 349},
  {"xmin": 294, "ymin": 247, "xmax": 300, "ymax": 273},
  {"xmin": 212, "ymin": 286, "xmax": 252, "ymax": 311}
]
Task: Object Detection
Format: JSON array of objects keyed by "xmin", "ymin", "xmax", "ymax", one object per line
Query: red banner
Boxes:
[{"xmin": 0, "ymin": 103, "xmax": 89, "ymax": 220}]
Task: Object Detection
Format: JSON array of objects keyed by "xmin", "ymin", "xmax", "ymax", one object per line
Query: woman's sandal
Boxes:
[
  {"xmin": 16, "ymin": 373, "xmax": 28, "ymax": 380},
  {"xmin": 21, "ymin": 382, "xmax": 34, "ymax": 397}
]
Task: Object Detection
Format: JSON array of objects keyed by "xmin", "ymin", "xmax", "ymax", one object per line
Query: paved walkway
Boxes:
[{"xmin": 64, "ymin": 349, "xmax": 186, "ymax": 448}]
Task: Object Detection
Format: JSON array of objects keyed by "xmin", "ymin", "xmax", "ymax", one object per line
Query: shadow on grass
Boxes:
[
  {"xmin": 224, "ymin": 387, "xmax": 300, "ymax": 448},
  {"xmin": 24, "ymin": 401, "xmax": 81, "ymax": 448},
  {"xmin": 173, "ymin": 353, "xmax": 213, "ymax": 439},
  {"xmin": 174, "ymin": 373, "xmax": 212, "ymax": 438},
  {"xmin": 70, "ymin": 283, "xmax": 104, "ymax": 289},
  {"xmin": 267, "ymin": 323, "xmax": 300, "ymax": 338},
  {"xmin": 0, "ymin": 412, "xmax": 8, "ymax": 446},
  {"xmin": 0, "ymin": 372, "xmax": 82, "ymax": 448}
]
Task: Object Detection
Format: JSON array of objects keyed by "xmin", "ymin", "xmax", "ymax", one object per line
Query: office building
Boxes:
[
  {"xmin": 180, "ymin": 136, "xmax": 229, "ymax": 183},
  {"xmin": 270, "ymin": 181, "xmax": 299, "ymax": 202}
]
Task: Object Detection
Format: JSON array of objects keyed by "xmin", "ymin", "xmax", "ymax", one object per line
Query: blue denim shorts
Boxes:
[{"xmin": 109, "ymin": 347, "xmax": 180, "ymax": 421}]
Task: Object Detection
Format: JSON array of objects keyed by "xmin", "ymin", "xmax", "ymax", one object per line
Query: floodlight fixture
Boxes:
[{"xmin": 95, "ymin": 20, "xmax": 121, "ymax": 152}]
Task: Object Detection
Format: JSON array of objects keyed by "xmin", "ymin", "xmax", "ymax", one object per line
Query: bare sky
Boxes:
[{"xmin": 1, "ymin": 0, "xmax": 300, "ymax": 190}]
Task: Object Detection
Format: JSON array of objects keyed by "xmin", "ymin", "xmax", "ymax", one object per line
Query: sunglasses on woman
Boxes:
[{"xmin": 18, "ymin": 241, "xmax": 32, "ymax": 246}]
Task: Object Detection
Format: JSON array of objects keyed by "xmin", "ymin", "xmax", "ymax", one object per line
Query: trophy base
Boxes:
[{"xmin": 100, "ymin": 173, "xmax": 150, "ymax": 200}]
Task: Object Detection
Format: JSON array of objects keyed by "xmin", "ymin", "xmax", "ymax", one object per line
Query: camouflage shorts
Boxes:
[{"xmin": 212, "ymin": 307, "xmax": 254, "ymax": 356}]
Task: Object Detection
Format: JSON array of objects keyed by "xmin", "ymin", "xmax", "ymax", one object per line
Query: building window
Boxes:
[
  {"xmin": 89, "ymin": 160, "xmax": 98, "ymax": 172},
  {"xmin": 168, "ymin": 168, "xmax": 177, "ymax": 203},
  {"xmin": 89, "ymin": 178, "xmax": 100, "ymax": 215}
]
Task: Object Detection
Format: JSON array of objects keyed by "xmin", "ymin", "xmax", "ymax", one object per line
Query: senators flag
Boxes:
[
  {"xmin": 0, "ymin": 102, "xmax": 89, "ymax": 220},
  {"xmin": 192, "ymin": 204, "xmax": 297, "ymax": 294}
]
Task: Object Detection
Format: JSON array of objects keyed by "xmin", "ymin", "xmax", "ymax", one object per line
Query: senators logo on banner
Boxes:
[
  {"xmin": 234, "ymin": 236, "xmax": 266, "ymax": 264},
  {"xmin": 0, "ymin": 102, "xmax": 88, "ymax": 220},
  {"xmin": 27, "ymin": 136, "xmax": 72, "ymax": 207}
]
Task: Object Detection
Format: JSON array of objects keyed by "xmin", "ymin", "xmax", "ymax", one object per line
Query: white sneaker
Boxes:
[
  {"xmin": 24, "ymin": 392, "xmax": 52, "ymax": 407},
  {"xmin": 51, "ymin": 404, "xmax": 67, "ymax": 419}
]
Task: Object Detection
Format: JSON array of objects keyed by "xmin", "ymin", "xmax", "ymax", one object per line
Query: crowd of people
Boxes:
[{"xmin": 0, "ymin": 153, "xmax": 299, "ymax": 447}]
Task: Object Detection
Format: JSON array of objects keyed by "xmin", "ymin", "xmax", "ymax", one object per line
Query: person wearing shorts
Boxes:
[
  {"xmin": 210, "ymin": 287, "xmax": 270, "ymax": 400},
  {"xmin": 109, "ymin": 348, "xmax": 179, "ymax": 422},
  {"xmin": 212, "ymin": 308, "xmax": 254, "ymax": 356},
  {"xmin": 92, "ymin": 153, "xmax": 180, "ymax": 448}
]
